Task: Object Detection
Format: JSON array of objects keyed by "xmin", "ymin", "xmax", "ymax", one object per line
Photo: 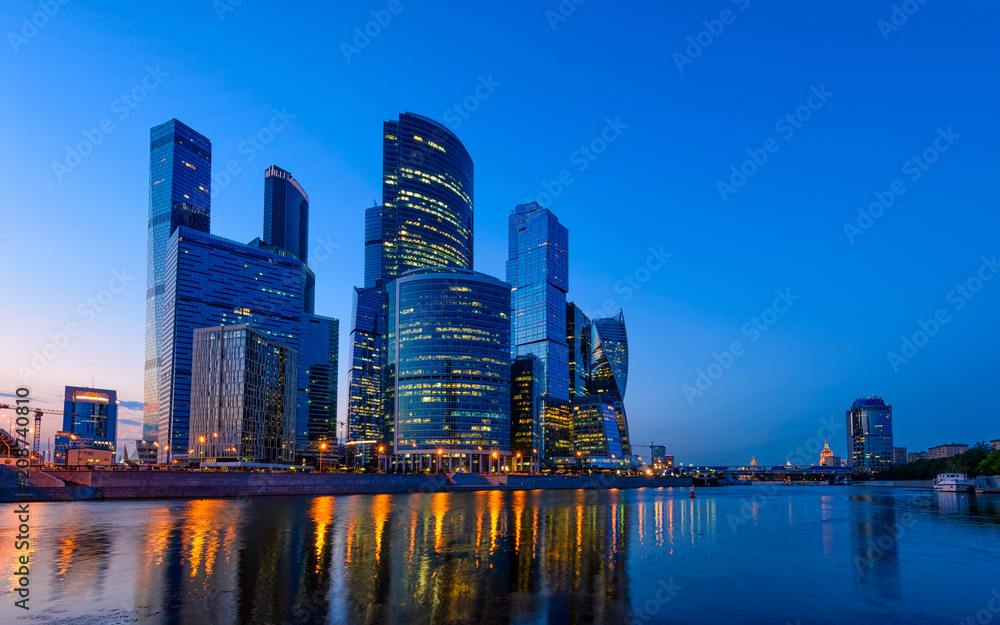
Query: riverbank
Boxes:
[
  {"xmin": 0, "ymin": 466, "xmax": 692, "ymax": 502},
  {"xmin": 856, "ymin": 479, "xmax": 934, "ymax": 489}
]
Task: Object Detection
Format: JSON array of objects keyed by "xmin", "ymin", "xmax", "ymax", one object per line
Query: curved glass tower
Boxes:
[
  {"xmin": 588, "ymin": 310, "xmax": 632, "ymax": 457},
  {"xmin": 386, "ymin": 268, "xmax": 510, "ymax": 472},
  {"xmin": 264, "ymin": 164, "xmax": 309, "ymax": 263}
]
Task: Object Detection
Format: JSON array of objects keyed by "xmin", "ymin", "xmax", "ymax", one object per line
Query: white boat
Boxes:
[{"xmin": 934, "ymin": 473, "xmax": 972, "ymax": 492}]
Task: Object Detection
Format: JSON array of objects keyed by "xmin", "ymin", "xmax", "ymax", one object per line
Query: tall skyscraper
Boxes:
[
  {"xmin": 347, "ymin": 113, "xmax": 475, "ymax": 464},
  {"xmin": 159, "ymin": 227, "xmax": 310, "ymax": 463},
  {"xmin": 144, "ymin": 119, "xmax": 211, "ymax": 441},
  {"xmin": 190, "ymin": 324, "xmax": 297, "ymax": 466},
  {"xmin": 63, "ymin": 386, "xmax": 118, "ymax": 453},
  {"xmin": 511, "ymin": 355, "xmax": 543, "ymax": 473},
  {"xmin": 567, "ymin": 302, "xmax": 590, "ymax": 398},
  {"xmin": 846, "ymin": 396, "xmax": 893, "ymax": 471},
  {"xmin": 587, "ymin": 311, "xmax": 633, "ymax": 458},
  {"xmin": 297, "ymin": 314, "xmax": 339, "ymax": 464},
  {"xmin": 386, "ymin": 268, "xmax": 511, "ymax": 473},
  {"xmin": 507, "ymin": 202, "xmax": 570, "ymax": 464},
  {"xmin": 572, "ymin": 395, "xmax": 624, "ymax": 468},
  {"xmin": 263, "ymin": 165, "xmax": 310, "ymax": 262}
]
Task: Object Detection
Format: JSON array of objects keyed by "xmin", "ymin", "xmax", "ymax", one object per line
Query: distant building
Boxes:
[
  {"xmin": 572, "ymin": 395, "xmax": 624, "ymax": 468},
  {"xmin": 189, "ymin": 324, "xmax": 297, "ymax": 467},
  {"xmin": 387, "ymin": 268, "xmax": 511, "ymax": 473},
  {"xmin": 928, "ymin": 443, "xmax": 968, "ymax": 460},
  {"xmin": 123, "ymin": 440, "xmax": 157, "ymax": 466},
  {"xmin": 846, "ymin": 396, "xmax": 893, "ymax": 471},
  {"xmin": 66, "ymin": 447, "xmax": 114, "ymax": 468},
  {"xmin": 54, "ymin": 431, "xmax": 98, "ymax": 466},
  {"xmin": 908, "ymin": 451, "xmax": 928, "ymax": 463},
  {"xmin": 63, "ymin": 386, "xmax": 118, "ymax": 454},
  {"xmin": 820, "ymin": 435, "xmax": 836, "ymax": 466},
  {"xmin": 893, "ymin": 447, "xmax": 908, "ymax": 465},
  {"xmin": 990, "ymin": 440, "xmax": 1000, "ymax": 451},
  {"xmin": 263, "ymin": 165, "xmax": 310, "ymax": 262},
  {"xmin": 650, "ymin": 445, "xmax": 667, "ymax": 469},
  {"xmin": 587, "ymin": 312, "xmax": 633, "ymax": 458},
  {"xmin": 511, "ymin": 355, "xmax": 543, "ymax": 473}
]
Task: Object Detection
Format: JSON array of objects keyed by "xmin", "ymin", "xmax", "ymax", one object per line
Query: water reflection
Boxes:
[{"xmin": 3, "ymin": 488, "xmax": 1000, "ymax": 624}]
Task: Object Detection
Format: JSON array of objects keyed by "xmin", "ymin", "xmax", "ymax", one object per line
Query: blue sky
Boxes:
[{"xmin": 2, "ymin": 1, "xmax": 998, "ymax": 465}]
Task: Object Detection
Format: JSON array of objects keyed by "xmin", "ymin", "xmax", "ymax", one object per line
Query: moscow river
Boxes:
[{"xmin": 2, "ymin": 486, "xmax": 999, "ymax": 624}]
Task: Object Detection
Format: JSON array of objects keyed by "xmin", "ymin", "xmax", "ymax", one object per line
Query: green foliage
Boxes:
[{"xmin": 873, "ymin": 447, "xmax": 994, "ymax": 480}]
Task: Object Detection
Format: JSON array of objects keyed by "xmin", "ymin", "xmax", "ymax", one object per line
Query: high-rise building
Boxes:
[
  {"xmin": 588, "ymin": 311, "xmax": 632, "ymax": 458},
  {"xmin": 263, "ymin": 165, "xmax": 309, "ymax": 262},
  {"xmin": 62, "ymin": 386, "xmax": 118, "ymax": 453},
  {"xmin": 386, "ymin": 268, "xmax": 510, "ymax": 473},
  {"xmin": 572, "ymin": 395, "xmax": 624, "ymax": 469},
  {"xmin": 928, "ymin": 443, "xmax": 968, "ymax": 459},
  {"xmin": 347, "ymin": 113, "xmax": 475, "ymax": 463},
  {"xmin": 846, "ymin": 396, "xmax": 893, "ymax": 471},
  {"xmin": 159, "ymin": 227, "xmax": 310, "ymax": 463},
  {"xmin": 507, "ymin": 202, "xmax": 570, "ymax": 465},
  {"xmin": 892, "ymin": 446, "xmax": 908, "ymax": 465},
  {"xmin": 189, "ymin": 324, "xmax": 297, "ymax": 466},
  {"xmin": 511, "ymin": 355, "xmax": 543, "ymax": 473},
  {"xmin": 567, "ymin": 302, "xmax": 590, "ymax": 398},
  {"xmin": 144, "ymin": 120, "xmax": 211, "ymax": 440},
  {"xmin": 297, "ymin": 314, "xmax": 339, "ymax": 465}
]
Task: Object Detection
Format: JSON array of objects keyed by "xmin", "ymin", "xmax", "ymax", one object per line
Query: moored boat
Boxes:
[{"xmin": 934, "ymin": 473, "xmax": 972, "ymax": 492}]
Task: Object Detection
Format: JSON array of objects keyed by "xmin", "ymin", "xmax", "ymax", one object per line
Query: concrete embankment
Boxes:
[
  {"xmin": 857, "ymin": 480, "xmax": 934, "ymax": 489},
  {"xmin": 0, "ymin": 466, "xmax": 692, "ymax": 502}
]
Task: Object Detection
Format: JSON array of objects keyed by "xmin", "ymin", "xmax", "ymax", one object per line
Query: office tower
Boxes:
[
  {"xmin": 263, "ymin": 165, "xmax": 309, "ymax": 262},
  {"xmin": 846, "ymin": 396, "xmax": 893, "ymax": 471},
  {"xmin": 588, "ymin": 311, "xmax": 632, "ymax": 458},
  {"xmin": 144, "ymin": 119, "xmax": 211, "ymax": 441},
  {"xmin": 62, "ymin": 386, "xmax": 118, "ymax": 453},
  {"xmin": 892, "ymin": 446, "xmax": 908, "ymax": 465},
  {"xmin": 297, "ymin": 314, "xmax": 339, "ymax": 465},
  {"xmin": 511, "ymin": 355, "xmax": 543, "ymax": 473},
  {"xmin": 507, "ymin": 202, "xmax": 570, "ymax": 464},
  {"xmin": 189, "ymin": 324, "xmax": 297, "ymax": 466},
  {"xmin": 347, "ymin": 113, "xmax": 475, "ymax": 463},
  {"xmin": 572, "ymin": 395, "xmax": 624, "ymax": 469},
  {"xmin": 159, "ymin": 227, "xmax": 310, "ymax": 464},
  {"xmin": 650, "ymin": 445, "xmax": 667, "ymax": 469},
  {"xmin": 567, "ymin": 302, "xmax": 590, "ymax": 398},
  {"xmin": 928, "ymin": 443, "xmax": 968, "ymax": 459},
  {"xmin": 386, "ymin": 268, "xmax": 510, "ymax": 473}
]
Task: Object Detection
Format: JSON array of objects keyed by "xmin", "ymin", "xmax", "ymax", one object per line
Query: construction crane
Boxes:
[{"xmin": 0, "ymin": 404, "xmax": 63, "ymax": 465}]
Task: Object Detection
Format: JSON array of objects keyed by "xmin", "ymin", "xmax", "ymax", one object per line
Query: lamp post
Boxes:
[
  {"xmin": 378, "ymin": 446, "xmax": 385, "ymax": 473},
  {"xmin": 319, "ymin": 442, "xmax": 326, "ymax": 473}
]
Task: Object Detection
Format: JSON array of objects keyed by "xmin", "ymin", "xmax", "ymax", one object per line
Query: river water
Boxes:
[{"xmin": 2, "ymin": 486, "xmax": 999, "ymax": 624}]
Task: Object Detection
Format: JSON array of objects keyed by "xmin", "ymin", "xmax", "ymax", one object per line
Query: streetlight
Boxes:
[{"xmin": 319, "ymin": 442, "xmax": 327, "ymax": 472}]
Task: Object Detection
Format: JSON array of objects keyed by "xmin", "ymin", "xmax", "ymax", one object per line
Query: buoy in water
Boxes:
[{"xmin": 690, "ymin": 486, "xmax": 695, "ymax": 498}]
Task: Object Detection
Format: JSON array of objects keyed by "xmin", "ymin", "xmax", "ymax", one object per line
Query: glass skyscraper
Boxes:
[
  {"xmin": 511, "ymin": 355, "xmax": 543, "ymax": 473},
  {"xmin": 347, "ymin": 113, "xmax": 475, "ymax": 464},
  {"xmin": 572, "ymin": 395, "xmax": 624, "ymax": 468},
  {"xmin": 144, "ymin": 119, "xmax": 211, "ymax": 441},
  {"xmin": 386, "ymin": 268, "xmax": 511, "ymax": 473},
  {"xmin": 507, "ymin": 202, "xmax": 571, "ymax": 464},
  {"xmin": 63, "ymin": 386, "xmax": 118, "ymax": 453},
  {"xmin": 847, "ymin": 396, "xmax": 893, "ymax": 471},
  {"xmin": 190, "ymin": 324, "xmax": 297, "ymax": 466},
  {"xmin": 297, "ymin": 314, "xmax": 339, "ymax": 464},
  {"xmin": 588, "ymin": 311, "xmax": 632, "ymax": 458},
  {"xmin": 263, "ymin": 164, "xmax": 309, "ymax": 262},
  {"xmin": 567, "ymin": 302, "xmax": 590, "ymax": 398}
]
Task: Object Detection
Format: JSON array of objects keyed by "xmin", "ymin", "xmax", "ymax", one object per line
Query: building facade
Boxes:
[
  {"xmin": 587, "ymin": 311, "xmax": 633, "ymax": 458},
  {"xmin": 347, "ymin": 113, "xmax": 475, "ymax": 464},
  {"xmin": 189, "ymin": 324, "xmax": 297, "ymax": 466},
  {"xmin": 511, "ymin": 355, "xmax": 543, "ymax": 473},
  {"xmin": 507, "ymin": 202, "xmax": 571, "ymax": 465},
  {"xmin": 991, "ymin": 440, "xmax": 1000, "ymax": 451},
  {"xmin": 928, "ymin": 443, "xmax": 968, "ymax": 459},
  {"xmin": 846, "ymin": 396, "xmax": 893, "ymax": 471},
  {"xmin": 386, "ymin": 268, "xmax": 511, "ymax": 473},
  {"xmin": 907, "ymin": 451, "xmax": 928, "ymax": 463},
  {"xmin": 572, "ymin": 395, "xmax": 624, "ymax": 468},
  {"xmin": 297, "ymin": 314, "xmax": 339, "ymax": 466},
  {"xmin": 144, "ymin": 119, "xmax": 212, "ymax": 441},
  {"xmin": 892, "ymin": 446, "xmax": 908, "ymax": 465},
  {"xmin": 263, "ymin": 164, "xmax": 309, "ymax": 262},
  {"xmin": 63, "ymin": 386, "xmax": 118, "ymax": 453}
]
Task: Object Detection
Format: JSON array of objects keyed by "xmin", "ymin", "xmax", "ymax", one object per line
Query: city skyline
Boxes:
[{"xmin": 4, "ymin": 1, "xmax": 999, "ymax": 466}]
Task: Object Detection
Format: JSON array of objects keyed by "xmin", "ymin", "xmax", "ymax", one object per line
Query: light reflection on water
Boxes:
[{"xmin": 2, "ymin": 486, "xmax": 999, "ymax": 624}]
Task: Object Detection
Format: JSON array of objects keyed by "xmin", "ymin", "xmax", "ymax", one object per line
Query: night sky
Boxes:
[{"xmin": 3, "ymin": 0, "xmax": 998, "ymax": 465}]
